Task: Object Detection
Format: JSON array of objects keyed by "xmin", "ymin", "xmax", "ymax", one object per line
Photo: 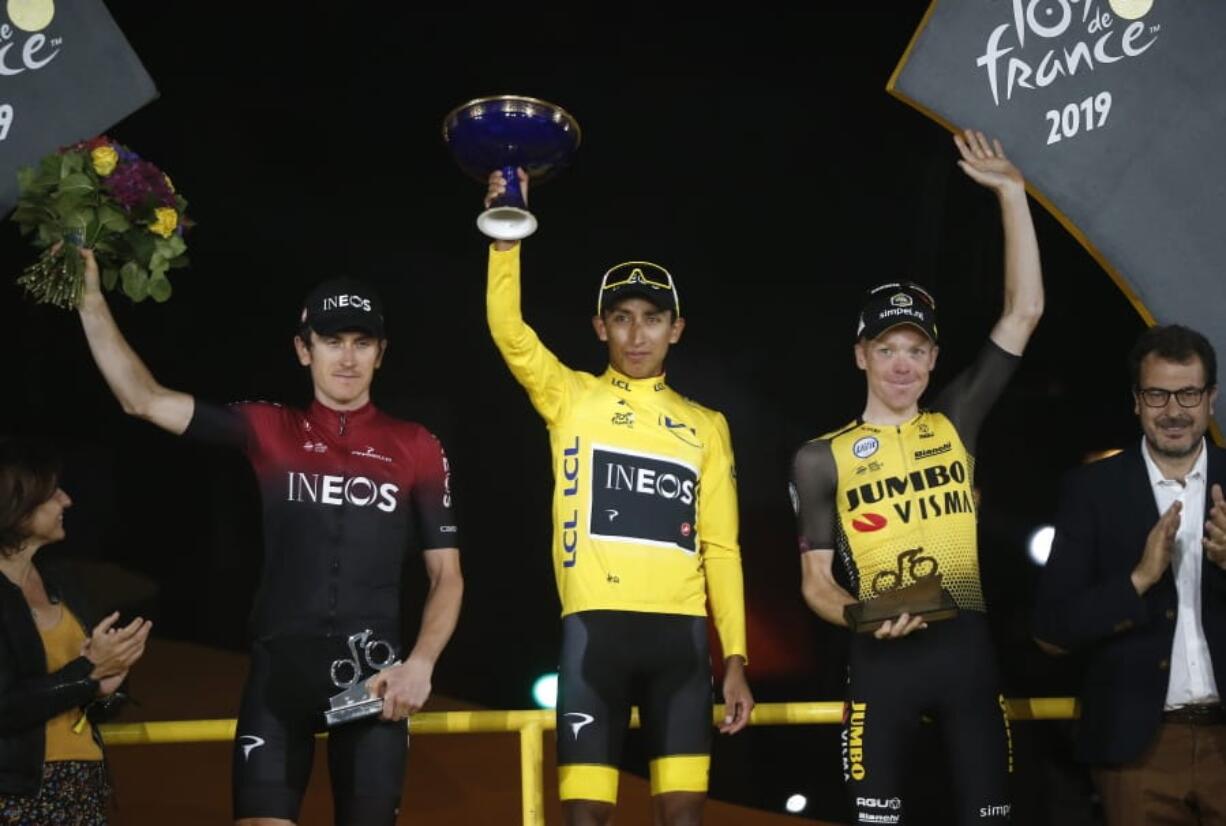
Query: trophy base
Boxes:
[
  {"xmin": 478, "ymin": 206, "xmax": 538, "ymax": 241},
  {"xmin": 844, "ymin": 575, "xmax": 959, "ymax": 634},
  {"xmin": 324, "ymin": 697, "xmax": 385, "ymax": 727}
]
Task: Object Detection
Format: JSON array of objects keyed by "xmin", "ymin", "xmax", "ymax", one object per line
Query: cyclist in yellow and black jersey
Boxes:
[
  {"xmin": 791, "ymin": 130, "xmax": 1044, "ymax": 826},
  {"xmin": 484, "ymin": 170, "xmax": 752, "ymax": 826}
]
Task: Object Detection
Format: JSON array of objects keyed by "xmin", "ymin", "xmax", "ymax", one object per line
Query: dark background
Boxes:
[{"xmin": 1, "ymin": 6, "xmax": 1153, "ymax": 823}]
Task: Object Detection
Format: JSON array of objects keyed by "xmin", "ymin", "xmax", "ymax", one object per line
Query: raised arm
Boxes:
[
  {"xmin": 953, "ymin": 129, "xmax": 1044, "ymax": 357},
  {"xmin": 75, "ymin": 248, "xmax": 194, "ymax": 434},
  {"xmin": 483, "ymin": 170, "xmax": 576, "ymax": 424}
]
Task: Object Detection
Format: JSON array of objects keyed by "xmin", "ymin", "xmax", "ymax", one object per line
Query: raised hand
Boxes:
[{"xmin": 954, "ymin": 129, "xmax": 1024, "ymax": 196}]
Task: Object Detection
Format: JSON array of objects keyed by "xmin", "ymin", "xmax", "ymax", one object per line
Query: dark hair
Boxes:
[
  {"xmin": 0, "ymin": 440, "xmax": 61, "ymax": 556},
  {"xmin": 1128, "ymin": 325, "xmax": 1218, "ymax": 389}
]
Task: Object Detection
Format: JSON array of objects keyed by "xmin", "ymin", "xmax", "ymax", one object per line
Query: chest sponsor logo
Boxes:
[
  {"xmin": 852, "ymin": 512, "xmax": 888, "ymax": 533},
  {"xmin": 303, "ymin": 440, "xmax": 327, "ymax": 453},
  {"xmin": 846, "ymin": 461, "xmax": 968, "ymax": 510},
  {"xmin": 351, "ymin": 445, "xmax": 393, "ymax": 463},
  {"xmin": 917, "ymin": 421, "xmax": 934, "ymax": 439},
  {"xmin": 913, "ymin": 442, "xmax": 951, "ymax": 461},
  {"xmin": 286, "ymin": 473, "xmax": 399, "ymax": 513},
  {"xmin": 660, "ymin": 414, "xmax": 703, "ymax": 448},
  {"xmin": 845, "ymin": 461, "xmax": 974, "ymax": 527},
  {"xmin": 612, "ymin": 411, "xmax": 634, "ymax": 427},
  {"xmin": 852, "ymin": 436, "xmax": 879, "ymax": 459},
  {"xmin": 590, "ymin": 445, "xmax": 698, "ymax": 552}
]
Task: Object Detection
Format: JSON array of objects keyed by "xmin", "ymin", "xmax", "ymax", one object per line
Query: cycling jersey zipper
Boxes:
[{"xmin": 339, "ymin": 412, "xmax": 347, "ymax": 436}]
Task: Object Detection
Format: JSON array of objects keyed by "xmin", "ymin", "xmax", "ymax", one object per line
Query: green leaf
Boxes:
[
  {"xmin": 57, "ymin": 172, "xmax": 93, "ymax": 195},
  {"xmin": 121, "ymin": 263, "xmax": 149, "ymax": 302},
  {"xmin": 168, "ymin": 255, "xmax": 191, "ymax": 270},
  {"xmin": 97, "ymin": 205, "xmax": 130, "ymax": 232},
  {"xmin": 129, "ymin": 233, "xmax": 155, "ymax": 264},
  {"xmin": 101, "ymin": 268, "xmax": 119, "ymax": 291},
  {"xmin": 148, "ymin": 276, "xmax": 172, "ymax": 303},
  {"xmin": 36, "ymin": 224, "xmax": 58, "ymax": 245},
  {"xmin": 16, "ymin": 166, "xmax": 36, "ymax": 194},
  {"xmin": 149, "ymin": 256, "xmax": 170, "ymax": 279},
  {"xmin": 60, "ymin": 152, "xmax": 85, "ymax": 177},
  {"xmin": 164, "ymin": 234, "xmax": 187, "ymax": 257}
]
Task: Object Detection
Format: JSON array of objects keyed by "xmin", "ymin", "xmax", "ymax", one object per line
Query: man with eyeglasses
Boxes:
[
  {"xmin": 1035, "ymin": 324, "xmax": 1226, "ymax": 826},
  {"xmin": 790, "ymin": 130, "xmax": 1043, "ymax": 824},
  {"xmin": 482, "ymin": 171, "xmax": 753, "ymax": 826}
]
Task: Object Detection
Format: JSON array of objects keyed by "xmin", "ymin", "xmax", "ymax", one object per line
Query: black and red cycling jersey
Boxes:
[{"xmin": 186, "ymin": 399, "xmax": 458, "ymax": 640}]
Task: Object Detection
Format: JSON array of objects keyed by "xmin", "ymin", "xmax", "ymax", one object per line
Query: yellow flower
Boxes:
[
  {"xmin": 90, "ymin": 146, "xmax": 119, "ymax": 176},
  {"xmin": 164, "ymin": 174, "xmax": 175, "ymax": 193},
  {"xmin": 148, "ymin": 207, "xmax": 178, "ymax": 238}
]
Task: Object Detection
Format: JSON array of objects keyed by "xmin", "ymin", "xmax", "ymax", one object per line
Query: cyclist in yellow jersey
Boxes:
[
  {"xmin": 791, "ymin": 130, "xmax": 1044, "ymax": 825},
  {"xmin": 484, "ymin": 170, "xmax": 752, "ymax": 826}
]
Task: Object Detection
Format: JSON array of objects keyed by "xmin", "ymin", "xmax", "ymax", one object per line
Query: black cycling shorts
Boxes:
[
  {"xmin": 843, "ymin": 612, "xmax": 1013, "ymax": 825},
  {"xmin": 556, "ymin": 610, "xmax": 713, "ymax": 802},
  {"xmin": 232, "ymin": 635, "xmax": 408, "ymax": 825}
]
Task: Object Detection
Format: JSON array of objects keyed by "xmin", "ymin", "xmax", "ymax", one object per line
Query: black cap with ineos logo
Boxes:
[{"xmin": 299, "ymin": 278, "xmax": 386, "ymax": 338}]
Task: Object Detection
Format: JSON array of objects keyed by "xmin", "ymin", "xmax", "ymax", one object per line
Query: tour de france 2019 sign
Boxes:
[
  {"xmin": 1, "ymin": 0, "xmax": 157, "ymax": 215},
  {"xmin": 890, "ymin": 0, "xmax": 1226, "ymax": 431}
]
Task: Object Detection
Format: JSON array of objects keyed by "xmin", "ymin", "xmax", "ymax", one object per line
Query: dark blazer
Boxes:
[
  {"xmin": 1034, "ymin": 443, "xmax": 1226, "ymax": 764},
  {"xmin": 0, "ymin": 557, "xmax": 113, "ymax": 795}
]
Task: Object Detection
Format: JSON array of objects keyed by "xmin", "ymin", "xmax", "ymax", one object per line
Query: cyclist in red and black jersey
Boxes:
[
  {"xmin": 74, "ymin": 251, "xmax": 463, "ymax": 826},
  {"xmin": 791, "ymin": 131, "xmax": 1043, "ymax": 825}
]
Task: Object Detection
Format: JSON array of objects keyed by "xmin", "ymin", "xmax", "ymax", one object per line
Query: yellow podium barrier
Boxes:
[{"xmin": 99, "ymin": 698, "xmax": 1078, "ymax": 825}]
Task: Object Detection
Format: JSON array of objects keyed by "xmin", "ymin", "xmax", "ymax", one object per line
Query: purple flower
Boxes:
[{"xmin": 103, "ymin": 159, "xmax": 177, "ymax": 211}]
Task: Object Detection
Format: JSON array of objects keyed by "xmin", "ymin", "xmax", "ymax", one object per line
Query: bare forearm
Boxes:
[
  {"xmin": 407, "ymin": 570, "xmax": 463, "ymax": 666},
  {"xmin": 802, "ymin": 578, "xmax": 856, "ymax": 628},
  {"xmin": 77, "ymin": 295, "xmax": 193, "ymax": 432},
  {"xmin": 992, "ymin": 186, "xmax": 1044, "ymax": 353}
]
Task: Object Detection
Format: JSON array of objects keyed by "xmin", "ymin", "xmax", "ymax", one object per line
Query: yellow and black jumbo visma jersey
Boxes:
[
  {"xmin": 825, "ymin": 413, "xmax": 981, "ymax": 610},
  {"xmin": 486, "ymin": 244, "xmax": 746, "ymax": 661},
  {"xmin": 791, "ymin": 342, "xmax": 1020, "ymax": 613}
]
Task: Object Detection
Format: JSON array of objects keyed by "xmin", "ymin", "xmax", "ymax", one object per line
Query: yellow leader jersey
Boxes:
[
  {"xmin": 791, "ymin": 342, "xmax": 1020, "ymax": 612},
  {"xmin": 487, "ymin": 245, "xmax": 747, "ymax": 661}
]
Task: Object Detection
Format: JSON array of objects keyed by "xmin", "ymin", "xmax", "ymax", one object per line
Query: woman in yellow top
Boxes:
[{"xmin": 0, "ymin": 439, "xmax": 151, "ymax": 825}]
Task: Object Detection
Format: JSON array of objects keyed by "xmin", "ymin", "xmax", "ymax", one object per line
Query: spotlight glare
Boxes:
[
  {"xmin": 531, "ymin": 673, "xmax": 558, "ymax": 709},
  {"xmin": 1029, "ymin": 525, "xmax": 1056, "ymax": 566},
  {"xmin": 785, "ymin": 794, "xmax": 807, "ymax": 813}
]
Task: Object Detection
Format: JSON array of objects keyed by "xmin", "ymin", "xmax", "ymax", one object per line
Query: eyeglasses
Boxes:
[
  {"xmin": 600, "ymin": 266, "xmax": 674, "ymax": 293},
  {"xmin": 1135, "ymin": 386, "xmax": 1212, "ymax": 408},
  {"xmin": 597, "ymin": 261, "xmax": 679, "ymax": 315}
]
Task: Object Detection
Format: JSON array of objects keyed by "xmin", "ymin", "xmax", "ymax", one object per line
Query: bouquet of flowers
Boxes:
[{"xmin": 11, "ymin": 136, "xmax": 191, "ymax": 308}]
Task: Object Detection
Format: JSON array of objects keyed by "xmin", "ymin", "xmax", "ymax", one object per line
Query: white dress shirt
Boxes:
[{"xmin": 1141, "ymin": 436, "xmax": 1220, "ymax": 708}]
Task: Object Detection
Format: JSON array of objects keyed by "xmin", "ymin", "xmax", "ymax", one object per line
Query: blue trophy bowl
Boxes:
[{"xmin": 443, "ymin": 95, "xmax": 581, "ymax": 240}]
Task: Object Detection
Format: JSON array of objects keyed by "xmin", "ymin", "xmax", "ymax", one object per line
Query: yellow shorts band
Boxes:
[
  {"xmin": 559, "ymin": 764, "xmax": 619, "ymax": 803},
  {"xmin": 649, "ymin": 754, "xmax": 710, "ymax": 795}
]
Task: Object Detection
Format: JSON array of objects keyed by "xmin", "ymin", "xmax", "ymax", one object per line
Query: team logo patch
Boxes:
[
  {"xmin": 852, "ymin": 512, "xmax": 888, "ymax": 533},
  {"xmin": 590, "ymin": 445, "xmax": 698, "ymax": 553},
  {"xmin": 890, "ymin": 293, "xmax": 913, "ymax": 308},
  {"xmin": 852, "ymin": 436, "xmax": 879, "ymax": 459}
]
